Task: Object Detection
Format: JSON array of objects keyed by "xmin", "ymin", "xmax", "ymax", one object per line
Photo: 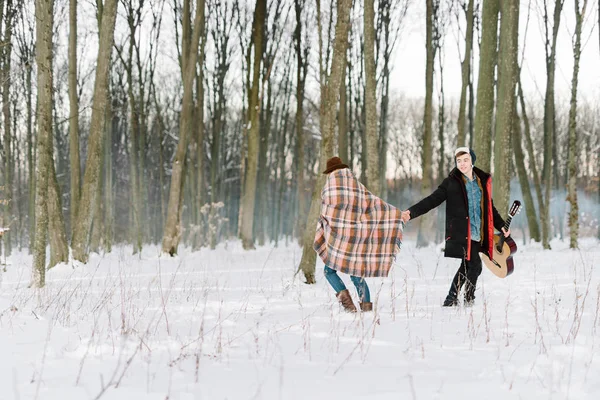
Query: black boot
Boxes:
[
  {"xmin": 464, "ymin": 285, "xmax": 476, "ymax": 306},
  {"xmin": 443, "ymin": 294, "xmax": 458, "ymax": 307}
]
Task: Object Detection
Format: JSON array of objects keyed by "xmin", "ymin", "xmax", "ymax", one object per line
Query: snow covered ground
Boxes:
[{"xmin": 1, "ymin": 237, "xmax": 599, "ymax": 399}]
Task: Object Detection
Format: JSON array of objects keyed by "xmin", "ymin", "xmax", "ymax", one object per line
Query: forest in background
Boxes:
[{"xmin": 0, "ymin": 0, "xmax": 598, "ymax": 287}]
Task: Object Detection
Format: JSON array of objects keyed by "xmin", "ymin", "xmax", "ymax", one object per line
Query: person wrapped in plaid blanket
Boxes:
[{"xmin": 314, "ymin": 156, "xmax": 406, "ymax": 313}]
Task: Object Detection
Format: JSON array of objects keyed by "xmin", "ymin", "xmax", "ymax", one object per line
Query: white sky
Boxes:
[
  {"xmin": 62, "ymin": 0, "xmax": 599, "ymax": 115},
  {"xmin": 391, "ymin": 1, "xmax": 600, "ymax": 102}
]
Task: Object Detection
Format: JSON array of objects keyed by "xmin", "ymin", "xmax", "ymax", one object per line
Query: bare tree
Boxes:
[
  {"xmin": 377, "ymin": 0, "xmax": 410, "ymax": 199},
  {"xmin": 115, "ymin": 0, "xmax": 144, "ymax": 254},
  {"xmin": 255, "ymin": 0, "xmax": 287, "ymax": 246},
  {"xmin": 31, "ymin": 0, "xmax": 54, "ymax": 287},
  {"xmin": 68, "ymin": 0, "xmax": 80, "ymax": 239},
  {"xmin": 416, "ymin": 0, "xmax": 438, "ymax": 248},
  {"xmin": 518, "ymin": 78, "xmax": 545, "ymax": 242},
  {"xmin": 492, "ymin": 0, "xmax": 519, "ymax": 214},
  {"xmin": 512, "ymin": 106, "xmax": 540, "ymax": 242},
  {"xmin": 194, "ymin": 0, "xmax": 206, "ymax": 249},
  {"xmin": 566, "ymin": 0, "xmax": 588, "ymax": 249},
  {"xmin": 456, "ymin": 0, "xmax": 474, "ymax": 146},
  {"xmin": 207, "ymin": 0, "xmax": 233, "ymax": 246},
  {"xmin": 161, "ymin": 0, "xmax": 204, "ymax": 256},
  {"xmin": 338, "ymin": 52, "xmax": 348, "ymax": 163},
  {"xmin": 294, "ymin": 0, "xmax": 310, "ymax": 240},
  {"xmin": 104, "ymin": 95, "xmax": 114, "ymax": 252},
  {"xmin": 540, "ymin": 0, "xmax": 564, "ymax": 249},
  {"xmin": 239, "ymin": 0, "xmax": 267, "ymax": 249},
  {"xmin": 364, "ymin": 0, "xmax": 379, "ymax": 195},
  {"xmin": 71, "ymin": 0, "xmax": 119, "ymax": 263},
  {"xmin": 47, "ymin": 157, "xmax": 69, "ymax": 268},
  {"xmin": 272, "ymin": 54, "xmax": 293, "ymax": 244},
  {"xmin": 434, "ymin": 0, "xmax": 449, "ymax": 180},
  {"xmin": 14, "ymin": 5, "xmax": 35, "ymax": 251},
  {"xmin": 1, "ymin": 0, "xmax": 15, "ymax": 255},
  {"xmin": 298, "ymin": 0, "xmax": 352, "ymax": 283},
  {"xmin": 473, "ymin": 0, "xmax": 498, "ymax": 171}
]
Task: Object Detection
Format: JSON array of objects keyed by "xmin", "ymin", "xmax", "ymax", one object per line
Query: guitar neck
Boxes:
[
  {"xmin": 496, "ymin": 215, "xmax": 513, "ymax": 250},
  {"xmin": 503, "ymin": 216, "xmax": 513, "ymax": 231}
]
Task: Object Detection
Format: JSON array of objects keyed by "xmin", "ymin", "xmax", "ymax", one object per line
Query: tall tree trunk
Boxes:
[
  {"xmin": 275, "ymin": 72, "xmax": 291, "ymax": 244},
  {"xmin": 210, "ymin": 60, "xmax": 225, "ymax": 207},
  {"xmin": 89, "ymin": 151, "xmax": 103, "ymax": 253},
  {"xmin": 348, "ymin": 53, "xmax": 355, "ymax": 169},
  {"xmin": 68, "ymin": 0, "xmax": 80, "ymax": 239},
  {"xmin": 518, "ymin": 78, "xmax": 545, "ymax": 230},
  {"xmin": 48, "ymin": 158, "xmax": 69, "ymax": 268},
  {"xmin": 436, "ymin": 46, "xmax": 446, "ymax": 244},
  {"xmin": 194, "ymin": 6, "xmax": 206, "ymax": 249},
  {"xmin": 541, "ymin": 0, "xmax": 563, "ymax": 249},
  {"xmin": 153, "ymin": 91, "xmax": 167, "ymax": 240},
  {"xmin": 12, "ymin": 101, "xmax": 20, "ymax": 249},
  {"xmin": 492, "ymin": 0, "xmax": 519, "ymax": 215},
  {"xmin": 2, "ymin": 0, "xmax": 13, "ymax": 255},
  {"xmin": 294, "ymin": 0, "xmax": 309, "ymax": 241},
  {"xmin": 456, "ymin": 0, "xmax": 474, "ymax": 146},
  {"xmin": 104, "ymin": 97, "xmax": 113, "ymax": 252},
  {"xmin": 473, "ymin": 0, "xmax": 499, "ymax": 171},
  {"xmin": 417, "ymin": 0, "xmax": 437, "ymax": 248},
  {"xmin": 364, "ymin": 0, "xmax": 379, "ymax": 196},
  {"xmin": 298, "ymin": 0, "xmax": 352, "ymax": 283},
  {"xmin": 566, "ymin": 0, "xmax": 587, "ymax": 249},
  {"xmin": 358, "ymin": 43, "xmax": 367, "ymax": 183},
  {"xmin": 437, "ymin": 49, "xmax": 446, "ymax": 181},
  {"xmin": 378, "ymin": 0, "xmax": 394, "ymax": 200},
  {"xmin": 255, "ymin": 72, "xmax": 272, "ymax": 246},
  {"xmin": 124, "ymin": 20, "xmax": 142, "ymax": 254},
  {"xmin": 13, "ymin": 101, "xmax": 23, "ymax": 250},
  {"xmin": 339, "ymin": 59, "xmax": 348, "ymax": 163},
  {"xmin": 239, "ymin": 0, "xmax": 267, "ymax": 249},
  {"xmin": 468, "ymin": 57, "xmax": 475, "ymax": 148},
  {"xmin": 71, "ymin": 0, "xmax": 118, "ymax": 263},
  {"xmin": 161, "ymin": 0, "xmax": 204, "ymax": 256},
  {"xmin": 512, "ymin": 105, "xmax": 540, "ymax": 242},
  {"xmin": 32, "ymin": 0, "xmax": 54, "ymax": 287},
  {"xmin": 27, "ymin": 61, "xmax": 35, "ymax": 251},
  {"xmin": 135, "ymin": 43, "xmax": 150, "ymax": 247}
]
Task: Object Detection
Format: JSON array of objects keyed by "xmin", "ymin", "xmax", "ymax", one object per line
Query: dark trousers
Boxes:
[{"xmin": 447, "ymin": 240, "xmax": 482, "ymax": 301}]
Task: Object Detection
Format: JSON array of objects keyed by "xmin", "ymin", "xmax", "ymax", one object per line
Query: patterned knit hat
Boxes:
[{"xmin": 454, "ymin": 146, "xmax": 476, "ymax": 164}]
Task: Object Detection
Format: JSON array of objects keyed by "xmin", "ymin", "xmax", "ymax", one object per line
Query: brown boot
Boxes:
[
  {"xmin": 336, "ymin": 289, "xmax": 357, "ymax": 313},
  {"xmin": 360, "ymin": 302, "xmax": 373, "ymax": 312}
]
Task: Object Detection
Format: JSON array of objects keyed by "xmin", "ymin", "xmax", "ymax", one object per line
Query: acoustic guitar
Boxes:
[{"xmin": 480, "ymin": 200, "xmax": 521, "ymax": 278}]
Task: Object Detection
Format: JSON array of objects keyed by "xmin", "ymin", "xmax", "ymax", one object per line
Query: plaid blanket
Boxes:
[{"xmin": 313, "ymin": 168, "xmax": 403, "ymax": 278}]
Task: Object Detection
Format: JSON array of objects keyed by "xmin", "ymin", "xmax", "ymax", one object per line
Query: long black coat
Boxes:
[{"xmin": 407, "ymin": 167, "xmax": 505, "ymax": 260}]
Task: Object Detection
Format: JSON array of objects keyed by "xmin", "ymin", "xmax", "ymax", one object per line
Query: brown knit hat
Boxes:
[{"xmin": 323, "ymin": 156, "xmax": 350, "ymax": 174}]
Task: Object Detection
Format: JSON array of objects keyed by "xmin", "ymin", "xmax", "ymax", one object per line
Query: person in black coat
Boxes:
[{"xmin": 400, "ymin": 147, "xmax": 510, "ymax": 306}]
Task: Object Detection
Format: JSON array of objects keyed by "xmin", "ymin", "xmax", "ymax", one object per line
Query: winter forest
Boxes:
[
  {"xmin": 1, "ymin": 0, "xmax": 600, "ymax": 397},
  {"xmin": 0, "ymin": 0, "xmax": 596, "ymax": 285}
]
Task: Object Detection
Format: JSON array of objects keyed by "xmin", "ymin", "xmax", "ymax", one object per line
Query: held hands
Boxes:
[
  {"xmin": 401, "ymin": 210, "xmax": 411, "ymax": 223},
  {"xmin": 400, "ymin": 209, "xmax": 510, "ymax": 237}
]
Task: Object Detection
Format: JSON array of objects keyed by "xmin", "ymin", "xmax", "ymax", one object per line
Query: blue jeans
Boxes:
[{"xmin": 324, "ymin": 265, "xmax": 370, "ymax": 303}]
